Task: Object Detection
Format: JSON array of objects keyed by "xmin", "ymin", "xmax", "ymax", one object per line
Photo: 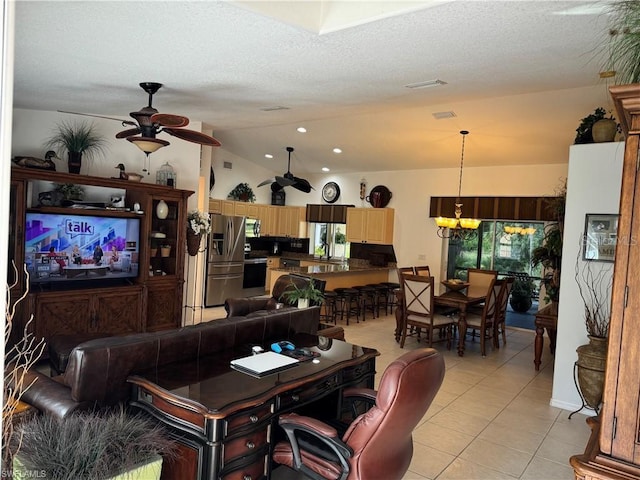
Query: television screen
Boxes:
[{"xmin": 24, "ymin": 212, "xmax": 141, "ymax": 285}]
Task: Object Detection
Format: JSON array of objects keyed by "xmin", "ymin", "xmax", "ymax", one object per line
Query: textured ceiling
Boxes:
[{"xmin": 12, "ymin": 1, "xmax": 615, "ymax": 175}]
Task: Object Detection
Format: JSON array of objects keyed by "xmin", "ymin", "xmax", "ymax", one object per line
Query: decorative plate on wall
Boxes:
[{"xmin": 322, "ymin": 182, "xmax": 340, "ymax": 203}]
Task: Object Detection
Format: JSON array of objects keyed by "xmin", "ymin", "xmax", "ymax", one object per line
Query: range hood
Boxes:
[{"xmin": 306, "ymin": 204, "xmax": 354, "ymax": 223}]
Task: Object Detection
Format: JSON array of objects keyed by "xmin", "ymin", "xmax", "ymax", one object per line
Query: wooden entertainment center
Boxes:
[{"xmin": 9, "ymin": 167, "xmax": 193, "ymax": 346}]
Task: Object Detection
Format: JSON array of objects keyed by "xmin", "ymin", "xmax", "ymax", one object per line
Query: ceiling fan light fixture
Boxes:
[{"xmin": 127, "ymin": 136, "xmax": 170, "ymax": 154}]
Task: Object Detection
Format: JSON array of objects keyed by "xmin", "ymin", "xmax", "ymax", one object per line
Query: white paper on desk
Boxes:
[{"xmin": 230, "ymin": 351, "xmax": 299, "ymax": 378}]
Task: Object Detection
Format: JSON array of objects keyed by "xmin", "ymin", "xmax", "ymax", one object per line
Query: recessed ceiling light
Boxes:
[
  {"xmin": 404, "ymin": 79, "xmax": 447, "ymax": 89},
  {"xmin": 265, "ymin": 154, "xmax": 273, "ymax": 159},
  {"xmin": 322, "ymin": 167, "xmax": 330, "ymax": 172},
  {"xmin": 333, "ymin": 148, "xmax": 342, "ymax": 154},
  {"xmin": 297, "ymin": 127, "xmax": 307, "ymax": 133}
]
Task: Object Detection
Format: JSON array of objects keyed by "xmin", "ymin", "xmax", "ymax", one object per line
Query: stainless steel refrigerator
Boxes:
[{"xmin": 204, "ymin": 215, "xmax": 245, "ymax": 307}]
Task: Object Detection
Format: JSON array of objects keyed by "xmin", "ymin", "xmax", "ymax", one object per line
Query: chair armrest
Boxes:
[
  {"xmin": 224, "ymin": 297, "xmax": 274, "ymax": 317},
  {"xmin": 278, "ymin": 413, "xmax": 353, "ymax": 478},
  {"xmin": 16, "ymin": 369, "xmax": 91, "ymax": 419},
  {"xmin": 343, "ymin": 387, "xmax": 377, "ymax": 403}
]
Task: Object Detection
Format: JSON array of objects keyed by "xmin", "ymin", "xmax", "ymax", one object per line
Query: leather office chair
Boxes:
[
  {"xmin": 494, "ymin": 276, "xmax": 515, "ymax": 349},
  {"xmin": 461, "ymin": 278, "xmax": 503, "ymax": 356},
  {"xmin": 272, "ymin": 348, "xmax": 445, "ymax": 480},
  {"xmin": 400, "ymin": 274, "xmax": 456, "ymax": 349}
]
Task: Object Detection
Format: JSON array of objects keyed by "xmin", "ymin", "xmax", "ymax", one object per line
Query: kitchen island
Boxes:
[{"xmin": 269, "ymin": 262, "xmax": 393, "ymax": 293}]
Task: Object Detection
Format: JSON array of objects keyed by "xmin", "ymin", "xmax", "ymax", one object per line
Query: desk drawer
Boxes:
[
  {"xmin": 225, "ymin": 402, "xmax": 273, "ymax": 435},
  {"xmin": 278, "ymin": 373, "xmax": 341, "ymax": 410},
  {"xmin": 220, "ymin": 453, "xmax": 267, "ymax": 480},
  {"xmin": 342, "ymin": 359, "xmax": 374, "ymax": 384},
  {"xmin": 223, "ymin": 428, "xmax": 268, "ymax": 462}
]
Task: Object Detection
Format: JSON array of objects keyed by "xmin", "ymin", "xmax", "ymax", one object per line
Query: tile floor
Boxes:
[{"xmin": 201, "ymin": 306, "xmax": 592, "ymax": 480}]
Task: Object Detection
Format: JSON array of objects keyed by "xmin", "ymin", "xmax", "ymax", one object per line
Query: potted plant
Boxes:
[
  {"xmin": 228, "ymin": 183, "xmax": 256, "ymax": 203},
  {"xmin": 574, "ymin": 107, "xmax": 617, "ymax": 144},
  {"xmin": 279, "ymin": 278, "xmax": 324, "ymax": 308},
  {"xmin": 54, "ymin": 183, "xmax": 84, "ymax": 201},
  {"xmin": 509, "ymin": 275, "xmax": 535, "ymax": 313},
  {"xmin": 574, "ymin": 252, "xmax": 612, "ymax": 412},
  {"xmin": 186, "ymin": 210, "xmax": 211, "ymax": 256},
  {"xmin": 45, "ymin": 121, "xmax": 108, "ymax": 174},
  {"xmin": 12, "ymin": 407, "xmax": 176, "ymax": 480}
]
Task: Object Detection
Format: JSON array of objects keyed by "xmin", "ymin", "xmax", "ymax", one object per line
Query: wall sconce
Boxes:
[{"xmin": 360, "ymin": 178, "xmax": 367, "ymax": 200}]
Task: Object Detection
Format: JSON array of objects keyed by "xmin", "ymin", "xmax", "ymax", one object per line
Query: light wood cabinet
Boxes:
[
  {"xmin": 221, "ymin": 200, "xmax": 235, "ymax": 216},
  {"xmin": 209, "ymin": 199, "xmax": 222, "ymax": 214},
  {"xmin": 571, "ymin": 84, "xmax": 640, "ymax": 479},
  {"xmin": 209, "ymin": 200, "xmax": 307, "ymax": 238},
  {"xmin": 276, "ymin": 206, "xmax": 306, "ymax": 237},
  {"xmin": 346, "ymin": 207, "xmax": 394, "ymax": 244},
  {"xmin": 265, "ymin": 256, "xmax": 280, "ymax": 293}
]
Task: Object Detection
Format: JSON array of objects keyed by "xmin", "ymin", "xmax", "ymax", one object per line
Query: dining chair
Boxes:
[
  {"xmin": 466, "ymin": 268, "xmax": 498, "ymax": 294},
  {"xmin": 273, "ymin": 348, "xmax": 445, "ymax": 480},
  {"xmin": 494, "ymin": 276, "xmax": 515, "ymax": 349},
  {"xmin": 398, "ymin": 266, "xmax": 415, "ymax": 277},
  {"xmin": 399, "ymin": 274, "xmax": 456, "ymax": 349},
  {"xmin": 414, "ymin": 265, "xmax": 430, "ymax": 277},
  {"xmin": 460, "ymin": 278, "xmax": 503, "ymax": 356}
]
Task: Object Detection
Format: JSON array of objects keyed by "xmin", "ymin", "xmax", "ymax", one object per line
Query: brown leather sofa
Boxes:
[
  {"xmin": 21, "ymin": 307, "xmax": 321, "ymax": 419},
  {"xmin": 225, "ymin": 274, "xmax": 344, "ymax": 340}
]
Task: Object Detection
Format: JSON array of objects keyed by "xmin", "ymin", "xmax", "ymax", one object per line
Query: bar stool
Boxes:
[
  {"xmin": 381, "ymin": 282, "xmax": 401, "ymax": 315},
  {"xmin": 353, "ymin": 285, "xmax": 377, "ymax": 321},
  {"xmin": 334, "ymin": 287, "xmax": 360, "ymax": 325},
  {"xmin": 320, "ymin": 290, "xmax": 338, "ymax": 325},
  {"xmin": 367, "ymin": 283, "xmax": 390, "ymax": 317}
]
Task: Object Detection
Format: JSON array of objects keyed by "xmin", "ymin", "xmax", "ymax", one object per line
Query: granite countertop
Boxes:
[{"xmin": 272, "ymin": 264, "xmax": 392, "ymax": 275}]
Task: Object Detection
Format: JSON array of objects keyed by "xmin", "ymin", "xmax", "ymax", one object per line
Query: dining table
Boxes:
[{"xmin": 434, "ymin": 285, "xmax": 488, "ymax": 356}]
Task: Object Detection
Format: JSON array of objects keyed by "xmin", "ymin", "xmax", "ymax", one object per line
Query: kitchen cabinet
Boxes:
[
  {"xmin": 221, "ymin": 200, "xmax": 235, "ymax": 216},
  {"xmin": 571, "ymin": 84, "xmax": 640, "ymax": 479},
  {"xmin": 258, "ymin": 205, "xmax": 277, "ymax": 236},
  {"xmin": 346, "ymin": 207, "xmax": 394, "ymax": 244},
  {"xmin": 10, "ymin": 167, "xmax": 192, "ymax": 347},
  {"xmin": 246, "ymin": 203, "xmax": 259, "ymax": 219},
  {"xmin": 209, "ymin": 199, "xmax": 307, "ymax": 237},
  {"xmin": 209, "ymin": 199, "xmax": 222, "ymax": 214},
  {"xmin": 233, "ymin": 201, "xmax": 248, "ymax": 217},
  {"xmin": 276, "ymin": 206, "xmax": 306, "ymax": 237}
]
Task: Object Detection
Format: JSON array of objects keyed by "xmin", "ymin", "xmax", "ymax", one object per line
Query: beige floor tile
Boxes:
[
  {"xmin": 478, "ymin": 422, "xmax": 545, "ymax": 454},
  {"xmin": 408, "ymin": 442, "xmax": 456, "ymax": 479},
  {"xmin": 402, "ymin": 470, "xmax": 431, "ymax": 480},
  {"xmin": 458, "ymin": 384, "xmax": 515, "ymax": 408},
  {"xmin": 439, "ymin": 377, "xmax": 474, "ymax": 396},
  {"xmin": 413, "ymin": 422, "xmax": 475, "ymax": 456},
  {"xmin": 432, "ymin": 389, "xmax": 460, "ymax": 408},
  {"xmin": 492, "ymin": 408, "xmax": 556, "ymax": 436},
  {"xmin": 504, "ymin": 395, "xmax": 562, "ymax": 422},
  {"xmin": 535, "ymin": 436, "xmax": 583, "ymax": 466},
  {"xmin": 458, "ymin": 438, "xmax": 533, "ymax": 477},
  {"xmin": 429, "ymin": 408, "xmax": 491, "ymax": 437},
  {"xmin": 442, "ymin": 368, "xmax": 484, "ymax": 386},
  {"xmin": 520, "ymin": 456, "xmax": 574, "ymax": 480},
  {"xmin": 545, "ymin": 418, "xmax": 592, "ymax": 448},
  {"xmin": 437, "ymin": 457, "xmax": 517, "ymax": 480},
  {"xmin": 447, "ymin": 396, "xmax": 505, "ymax": 421}
]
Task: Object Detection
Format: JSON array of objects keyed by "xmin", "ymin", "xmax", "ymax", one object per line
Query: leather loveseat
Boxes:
[{"xmin": 21, "ymin": 306, "xmax": 322, "ymax": 419}]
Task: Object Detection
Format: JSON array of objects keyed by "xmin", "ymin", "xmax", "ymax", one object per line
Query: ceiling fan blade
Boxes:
[
  {"xmin": 270, "ymin": 182, "xmax": 284, "ymax": 192},
  {"xmin": 275, "ymin": 175, "xmax": 296, "ymax": 187},
  {"xmin": 257, "ymin": 178, "xmax": 275, "ymax": 187},
  {"xmin": 150, "ymin": 113, "xmax": 189, "ymax": 128},
  {"xmin": 115, "ymin": 127, "xmax": 142, "ymax": 139},
  {"xmin": 58, "ymin": 110, "xmax": 137, "ymax": 127},
  {"xmin": 292, "ymin": 177, "xmax": 313, "ymax": 193},
  {"xmin": 163, "ymin": 128, "xmax": 221, "ymax": 146}
]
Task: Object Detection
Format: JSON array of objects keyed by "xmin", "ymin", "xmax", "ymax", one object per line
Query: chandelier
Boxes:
[
  {"xmin": 435, "ymin": 130, "xmax": 481, "ymax": 240},
  {"xmin": 504, "ymin": 225, "xmax": 537, "ymax": 235}
]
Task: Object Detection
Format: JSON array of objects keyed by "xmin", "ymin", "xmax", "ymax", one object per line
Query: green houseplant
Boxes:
[
  {"xmin": 603, "ymin": 1, "xmax": 640, "ymax": 85},
  {"xmin": 12, "ymin": 407, "xmax": 176, "ymax": 480},
  {"xmin": 279, "ymin": 279, "xmax": 324, "ymax": 308},
  {"xmin": 509, "ymin": 275, "xmax": 535, "ymax": 313},
  {"xmin": 45, "ymin": 121, "xmax": 108, "ymax": 174},
  {"xmin": 228, "ymin": 183, "xmax": 256, "ymax": 203},
  {"xmin": 574, "ymin": 107, "xmax": 615, "ymax": 144}
]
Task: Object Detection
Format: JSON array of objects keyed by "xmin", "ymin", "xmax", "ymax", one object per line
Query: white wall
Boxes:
[{"xmin": 551, "ymin": 142, "xmax": 624, "ymax": 412}]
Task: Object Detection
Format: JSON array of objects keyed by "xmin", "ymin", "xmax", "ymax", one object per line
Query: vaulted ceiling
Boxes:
[{"xmin": 12, "ymin": 1, "xmax": 614, "ymax": 175}]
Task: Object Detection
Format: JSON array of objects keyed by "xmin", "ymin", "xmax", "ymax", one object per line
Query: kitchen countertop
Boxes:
[{"xmin": 272, "ymin": 263, "xmax": 392, "ymax": 275}]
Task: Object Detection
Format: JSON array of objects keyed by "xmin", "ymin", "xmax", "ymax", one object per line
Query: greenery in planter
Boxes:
[
  {"xmin": 574, "ymin": 107, "xmax": 615, "ymax": 144},
  {"xmin": 279, "ymin": 279, "xmax": 324, "ymax": 306},
  {"xmin": 228, "ymin": 183, "xmax": 256, "ymax": 203},
  {"xmin": 603, "ymin": 1, "xmax": 640, "ymax": 85},
  {"xmin": 509, "ymin": 276, "xmax": 535, "ymax": 313},
  {"xmin": 12, "ymin": 407, "xmax": 176, "ymax": 480},
  {"xmin": 54, "ymin": 183, "xmax": 84, "ymax": 200},
  {"xmin": 45, "ymin": 121, "xmax": 108, "ymax": 161}
]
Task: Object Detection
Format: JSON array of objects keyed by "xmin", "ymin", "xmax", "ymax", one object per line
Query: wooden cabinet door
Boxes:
[
  {"xmin": 146, "ymin": 283, "xmax": 182, "ymax": 331},
  {"xmin": 246, "ymin": 204, "xmax": 259, "ymax": 219},
  {"xmin": 93, "ymin": 288, "xmax": 143, "ymax": 334},
  {"xmin": 346, "ymin": 209, "xmax": 366, "ymax": 243},
  {"xmin": 209, "ymin": 199, "xmax": 222, "ymax": 214},
  {"xmin": 365, "ymin": 208, "xmax": 394, "ymax": 244},
  {"xmin": 221, "ymin": 201, "xmax": 235, "ymax": 216},
  {"xmin": 33, "ymin": 292, "xmax": 92, "ymax": 340},
  {"xmin": 234, "ymin": 202, "xmax": 248, "ymax": 217},
  {"xmin": 265, "ymin": 206, "xmax": 278, "ymax": 236}
]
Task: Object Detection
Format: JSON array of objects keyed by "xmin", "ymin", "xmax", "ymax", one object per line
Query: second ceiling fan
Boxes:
[{"xmin": 258, "ymin": 147, "xmax": 314, "ymax": 193}]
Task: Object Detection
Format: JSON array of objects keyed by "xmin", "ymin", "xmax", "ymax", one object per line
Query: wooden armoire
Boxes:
[{"xmin": 571, "ymin": 84, "xmax": 640, "ymax": 479}]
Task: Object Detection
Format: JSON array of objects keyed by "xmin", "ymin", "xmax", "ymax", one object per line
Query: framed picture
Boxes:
[{"xmin": 583, "ymin": 213, "xmax": 619, "ymax": 262}]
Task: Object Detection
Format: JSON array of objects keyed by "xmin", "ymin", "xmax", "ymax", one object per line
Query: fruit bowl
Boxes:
[{"xmin": 441, "ymin": 280, "xmax": 470, "ymax": 292}]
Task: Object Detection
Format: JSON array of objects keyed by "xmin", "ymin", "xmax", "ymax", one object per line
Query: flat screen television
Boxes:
[{"xmin": 24, "ymin": 211, "xmax": 141, "ymax": 286}]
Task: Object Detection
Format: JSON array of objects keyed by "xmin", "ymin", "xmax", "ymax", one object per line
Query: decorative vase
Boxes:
[
  {"xmin": 576, "ymin": 335, "xmax": 608, "ymax": 409},
  {"xmin": 298, "ymin": 298, "xmax": 309, "ymax": 309},
  {"xmin": 186, "ymin": 230, "xmax": 202, "ymax": 256},
  {"xmin": 156, "ymin": 200, "xmax": 169, "ymax": 219},
  {"xmin": 68, "ymin": 151, "xmax": 82, "ymax": 174},
  {"xmin": 150, "ymin": 248, "xmax": 158, "ymax": 257},
  {"xmin": 592, "ymin": 119, "xmax": 617, "ymax": 143},
  {"xmin": 160, "ymin": 246, "xmax": 171, "ymax": 258}
]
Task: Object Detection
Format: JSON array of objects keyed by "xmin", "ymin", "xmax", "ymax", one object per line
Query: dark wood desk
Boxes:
[
  {"xmin": 534, "ymin": 302, "xmax": 558, "ymax": 371},
  {"xmin": 435, "ymin": 287, "xmax": 487, "ymax": 356},
  {"xmin": 128, "ymin": 335, "xmax": 378, "ymax": 480}
]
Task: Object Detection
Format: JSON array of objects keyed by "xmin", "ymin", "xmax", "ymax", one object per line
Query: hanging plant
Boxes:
[{"xmin": 228, "ymin": 183, "xmax": 256, "ymax": 203}]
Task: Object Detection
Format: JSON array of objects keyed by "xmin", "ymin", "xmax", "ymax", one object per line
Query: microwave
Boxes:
[{"xmin": 245, "ymin": 218, "xmax": 261, "ymax": 238}]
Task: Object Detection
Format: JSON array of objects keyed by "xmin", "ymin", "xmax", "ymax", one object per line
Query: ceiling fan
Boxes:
[
  {"xmin": 257, "ymin": 146, "xmax": 314, "ymax": 193},
  {"xmin": 60, "ymin": 82, "xmax": 220, "ymax": 155}
]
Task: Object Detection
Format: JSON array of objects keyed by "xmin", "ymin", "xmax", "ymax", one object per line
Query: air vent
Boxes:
[
  {"xmin": 260, "ymin": 106, "xmax": 290, "ymax": 112},
  {"xmin": 432, "ymin": 111, "xmax": 457, "ymax": 120},
  {"xmin": 404, "ymin": 79, "xmax": 447, "ymax": 89},
  {"xmin": 223, "ymin": 161, "xmax": 232, "ymax": 169}
]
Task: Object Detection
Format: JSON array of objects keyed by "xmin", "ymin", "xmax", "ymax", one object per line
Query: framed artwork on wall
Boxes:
[{"xmin": 583, "ymin": 213, "xmax": 619, "ymax": 262}]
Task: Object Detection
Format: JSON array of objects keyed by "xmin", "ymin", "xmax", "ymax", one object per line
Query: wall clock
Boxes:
[{"xmin": 322, "ymin": 182, "xmax": 340, "ymax": 203}]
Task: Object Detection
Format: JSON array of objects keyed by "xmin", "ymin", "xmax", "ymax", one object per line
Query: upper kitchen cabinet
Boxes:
[
  {"xmin": 276, "ymin": 206, "xmax": 306, "ymax": 238},
  {"xmin": 346, "ymin": 207, "xmax": 394, "ymax": 244}
]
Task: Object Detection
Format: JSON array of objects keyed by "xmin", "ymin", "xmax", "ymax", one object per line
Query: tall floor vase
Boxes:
[{"xmin": 575, "ymin": 335, "xmax": 607, "ymax": 411}]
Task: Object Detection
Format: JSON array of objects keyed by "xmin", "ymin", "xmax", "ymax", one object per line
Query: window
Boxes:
[{"xmin": 310, "ymin": 223, "xmax": 349, "ymax": 260}]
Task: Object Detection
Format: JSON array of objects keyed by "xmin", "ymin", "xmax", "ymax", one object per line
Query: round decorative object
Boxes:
[
  {"xmin": 322, "ymin": 182, "xmax": 340, "ymax": 203},
  {"xmin": 366, "ymin": 185, "xmax": 392, "ymax": 208},
  {"xmin": 441, "ymin": 280, "xmax": 470, "ymax": 292},
  {"xmin": 592, "ymin": 119, "xmax": 617, "ymax": 143},
  {"xmin": 156, "ymin": 200, "xmax": 169, "ymax": 219}
]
